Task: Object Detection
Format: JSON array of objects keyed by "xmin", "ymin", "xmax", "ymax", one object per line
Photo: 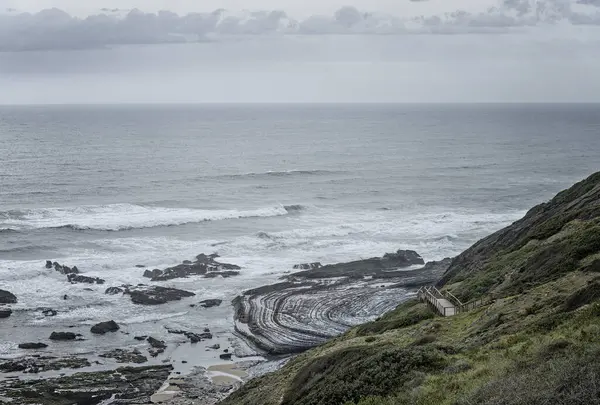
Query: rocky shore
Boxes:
[
  {"xmin": 233, "ymin": 251, "xmax": 450, "ymax": 354},
  {"xmin": 1, "ymin": 249, "xmax": 448, "ymax": 404}
]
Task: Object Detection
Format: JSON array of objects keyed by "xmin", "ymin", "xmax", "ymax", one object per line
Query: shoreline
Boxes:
[{"xmin": 0, "ymin": 250, "xmax": 449, "ymax": 404}]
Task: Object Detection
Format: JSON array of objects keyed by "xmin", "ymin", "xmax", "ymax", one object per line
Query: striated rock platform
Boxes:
[{"xmin": 233, "ymin": 251, "xmax": 450, "ymax": 354}]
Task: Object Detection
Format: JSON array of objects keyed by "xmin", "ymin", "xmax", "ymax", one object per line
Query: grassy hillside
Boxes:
[{"xmin": 221, "ymin": 172, "xmax": 600, "ymax": 405}]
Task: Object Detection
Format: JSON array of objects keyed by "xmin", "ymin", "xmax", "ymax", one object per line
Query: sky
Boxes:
[{"xmin": 0, "ymin": 0, "xmax": 600, "ymax": 103}]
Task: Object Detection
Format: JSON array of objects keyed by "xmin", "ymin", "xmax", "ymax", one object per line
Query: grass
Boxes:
[{"xmin": 221, "ymin": 172, "xmax": 600, "ymax": 405}]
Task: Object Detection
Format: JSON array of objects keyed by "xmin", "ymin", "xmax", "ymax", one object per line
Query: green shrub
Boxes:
[
  {"xmin": 281, "ymin": 345, "xmax": 447, "ymax": 405},
  {"xmin": 356, "ymin": 301, "xmax": 433, "ymax": 336}
]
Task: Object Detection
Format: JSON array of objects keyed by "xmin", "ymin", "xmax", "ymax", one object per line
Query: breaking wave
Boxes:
[{"xmin": 0, "ymin": 203, "xmax": 306, "ymax": 232}]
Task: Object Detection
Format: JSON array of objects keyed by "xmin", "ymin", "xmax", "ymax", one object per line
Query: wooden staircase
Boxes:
[{"xmin": 417, "ymin": 286, "xmax": 491, "ymax": 317}]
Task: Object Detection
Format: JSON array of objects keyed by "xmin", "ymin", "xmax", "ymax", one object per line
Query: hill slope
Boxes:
[{"xmin": 220, "ymin": 172, "xmax": 600, "ymax": 405}]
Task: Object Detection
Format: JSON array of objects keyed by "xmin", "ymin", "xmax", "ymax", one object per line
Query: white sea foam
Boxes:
[{"xmin": 0, "ymin": 203, "xmax": 297, "ymax": 231}]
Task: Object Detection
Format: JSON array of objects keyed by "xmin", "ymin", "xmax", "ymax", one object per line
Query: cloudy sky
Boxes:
[{"xmin": 0, "ymin": 0, "xmax": 600, "ymax": 103}]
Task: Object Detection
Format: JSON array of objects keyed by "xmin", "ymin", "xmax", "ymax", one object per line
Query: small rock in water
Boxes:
[
  {"xmin": 134, "ymin": 335, "xmax": 148, "ymax": 341},
  {"xmin": 0, "ymin": 308, "xmax": 13, "ymax": 319},
  {"xmin": 143, "ymin": 269, "xmax": 163, "ymax": 279},
  {"xmin": 105, "ymin": 286, "xmax": 124, "ymax": 295},
  {"xmin": 91, "ymin": 320, "xmax": 120, "ymax": 335},
  {"xmin": 199, "ymin": 299, "xmax": 223, "ymax": 308},
  {"xmin": 18, "ymin": 343, "xmax": 48, "ymax": 349},
  {"xmin": 67, "ymin": 274, "xmax": 105, "ymax": 285},
  {"xmin": 45, "ymin": 260, "xmax": 53, "ymax": 269},
  {"xmin": 125, "ymin": 285, "xmax": 195, "ymax": 305},
  {"xmin": 181, "ymin": 360, "xmax": 188, "ymax": 364},
  {"xmin": 41, "ymin": 308, "xmax": 57, "ymax": 317},
  {"xmin": 135, "ymin": 264, "xmax": 146, "ymax": 268},
  {"xmin": 0, "ymin": 289, "xmax": 17, "ymax": 304},
  {"xmin": 147, "ymin": 337, "xmax": 167, "ymax": 357},
  {"xmin": 223, "ymin": 349, "xmax": 229, "ymax": 353},
  {"xmin": 63, "ymin": 294, "xmax": 68, "ymax": 300},
  {"xmin": 203, "ymin": 328, "xmax": 210, "ymax": 333},
  {"xmin": 208, "ymin": 344, "xmax": 220, "ymax": 350},
  {"xmin": 49, "ymin": 332, "xmax": 77, "ymax": 341},
  {"xmin": 219, "ymin": 353, "xmax": 233, "ymax": 361}
]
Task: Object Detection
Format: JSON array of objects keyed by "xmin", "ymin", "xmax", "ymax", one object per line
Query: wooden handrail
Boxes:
[{"xmin": 418, "ymin": 285, "xmax": 491, "ymax": 317}]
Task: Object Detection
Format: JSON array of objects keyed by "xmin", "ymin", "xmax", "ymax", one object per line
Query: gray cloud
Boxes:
[{"xmin": 1, "ymin": 1, "xmax": 600, "ymax": 51}]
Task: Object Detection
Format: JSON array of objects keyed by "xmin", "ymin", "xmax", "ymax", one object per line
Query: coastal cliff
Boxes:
[{"xmin": 220, "ymin": 171, "xmax": 600, "ymax": 405}]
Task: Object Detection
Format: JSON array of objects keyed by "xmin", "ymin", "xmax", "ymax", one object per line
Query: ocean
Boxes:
[{"xmin": 1, "ymin": 103, "xmax": 599, "ymax": 364}]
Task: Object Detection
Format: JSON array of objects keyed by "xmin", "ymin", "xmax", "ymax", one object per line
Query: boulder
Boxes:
[
  {"xmin": 125, "ymin": 286, "xmax": 195, "ymax": 305},
  {"xmin": 143, "ymin": 269, "xmax": 163, "ymax": 279},
  {"xmin": 147, "ymin": 337, "xmax": 167, "ymax": 357},
  {"xmin": 134, "ymin": 335, "xmax": 148, "ymax": 341},
  {"xmin": 208, "ymin": 344, "xmax": 220, "ymax": 350},
  {"xmin": 49, "ymin": 332, "xmax": 77, "ymax": 341},
  {"xmin": 67, "ymin": 274, "xmax": 105, "ymax": 284},
  {"xmin": 45, "ymin": 260, "xmax": 53, "ymax": 269},
  {"xmin": 52, "ymin": 262, "xmax": 79, "ymax": 275},
  {"xmin": 135, "ymin": 265, "xmax": 146, "ymax": 268},
  {"xmin": 105, "ymin": 287, "xmax": 124, "ymax": 295},
  {"xmin": 147, "ymin": 337, "xmax": 167, "ymax": 349},
  {"xmin": 91, "ymin": 320, "xmax": 119, "ymax": 335},
  {"xmin": 0, "ymin": 308, "xmax": 12, "ymax": 318},
  {"xmin": 293, "ymin": 262, "xmax": 323, "ymax": 270},
  {"xmin": 18, "ymin": 343, "xmax": 48, "ymax": 349},
  {"xmin": 219, "ymin": 353, "xmax": 233, "ymax": 361},
  {"xmin": 0, "ymin": 289, "xmax": 17, "ymax": 304}
]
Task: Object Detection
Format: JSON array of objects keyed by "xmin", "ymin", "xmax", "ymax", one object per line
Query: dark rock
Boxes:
[
  {"xmin": 203, "ymin": 328, "xmax": 210, "ymax": 333},
  {"xmin": 63, "ymin": 294, "xmax": 68, "ymax": 300},
  {"xmin": 134, "ymin": 335, "xmax": 148, "ymax": 341},
  {"xmin": 149, "ymin": 253, "xmax": 240, "ymax": 281},
  {"xmin": 199, "ymin": 299, "xmax": 223, "ymax": 308},
  {"xmin": 125, "ymin": 286, "xmax": 195, "ymax": 305},
  {"xmin": 0, "ymin": 364, "xmax": 171, "ymax": 403},
  {"xmin": 0, "ymin": 356, "xmax": 90, "ymax": 374},
  {"xmin": 49, "ymin": 332, "xmax": 77, "ymax": 341},
  {"xmin": 187, "ymin": 333, "xmax": 202, "ymax": 343},
  {"xmin": 223, "ymin": 349, "xmax": 229, "ymax": 353},
  {"xmin": 182, "ymin": 360, "xmax": 188, "ymax": 363},
  {"xmin": 293, "ymin": 262, "xmax": 323, "ymax": 270},
  {"xmin": 290, "ymin": 249, "xmax": 425, "ymax": 279},
  {"xmin": 167, "ymin": 328, "xmax": 210, "ymax": 343},
  {"xmin": 45, "ymin": 260, "xmax": 53, "ymax": 269},
  {"xmin": 0, "ymin": 289, "xmax": 17, "ymax": 304},
  {"xmin": 18, "ymin": 343, "xmax": 48, "ymax": 349},
  {"xmin": 91, "ymin": 320, "xmax": 119, "ymax": 334},
  {"xmin": 143, "ymin": 269, "xmax": 163, "ymax": 279},
  {"xmin": 53, "ymin": 262, "xmax": 79, "ymax": 275},
  {"xmin": 99, "ymin": 349, "xmax": 147, "ymax": 364},
  {"xmin": 209, "ymin": 344, "xmax": 220, "ymax": 350},
  {"xmin": 41, "ymin": 308, "xmax": 57, "ymax": 317},
  {"xmin": 0, "ymin": 308, "xmax": 12, "ymax": 318},
  {"xmin": 67, "ymin": 273, "xmax": 105, "ymax": 284},
  {"xmin": 147, "ymin": 336, "xmax": 167, "ymax": 357},
  {"xmin": 105, "ymin": 286, "xmax": 124, "ymax": 295},
  {"xmin": 135, "ymin": 264, "xmax": 146, "ymax": 268},
  {"xmin": 147, "ymin": 336, "xmax": 167, "ymax": 349},
  {"xmin": 219, "ymin": 353, "xmax": 233, "ymax": 360},
  {"xmin": 203, "ymin": 271, "xmax": 240, "ymax": 278}
]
